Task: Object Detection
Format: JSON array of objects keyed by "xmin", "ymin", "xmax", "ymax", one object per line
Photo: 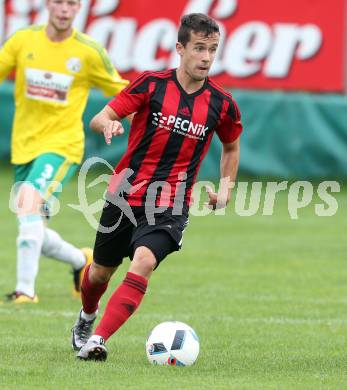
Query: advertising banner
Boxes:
[{"xmin": 1, "ymin": 0, "xmax": 345, "ymax": 91}]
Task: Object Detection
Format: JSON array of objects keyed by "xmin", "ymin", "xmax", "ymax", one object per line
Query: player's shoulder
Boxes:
[
  {"xmin": 207, "ymin": 77, "xmax": 234, "ymax": 102},
  {"xmin": 73, "ymin": 30, "xmax": 115, "ymax": 74},
  {"xmin": 207, "ymin": 78, "xmax": 241, "ymax": 120},
  {"xmin": 138, "ymin": 69, "xmax": 173, "ymax": 82},
  {"xmin": 6, "ymin": 24, "xmax": 44, "ymax": 42},
  {"xmin": 24, "ymin": 24, "xmax": 45, "ymax": 33},
  {"xmin": 125, "ymin": 69, "xmax": 173, "ymax": 92},
  {"xmin": 73, "ymin": 30, "xmax": 106, "ymax": 53}
]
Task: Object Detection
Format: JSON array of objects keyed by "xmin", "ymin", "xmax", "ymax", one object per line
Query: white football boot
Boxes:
[{"xmin": 77, "ymin": 336, "xmax": 107, "ymax": 361}]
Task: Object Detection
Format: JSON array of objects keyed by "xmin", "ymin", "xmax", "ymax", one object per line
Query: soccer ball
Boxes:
[{"xmin": 146, "ymin": 321, "xmax": 200, "ymax": 366}]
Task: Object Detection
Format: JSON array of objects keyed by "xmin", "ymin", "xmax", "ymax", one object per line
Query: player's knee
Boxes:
[
  {"xmin": 89, "ymin": 262, "xmax": 115, "ymax": 285},
  {"xmin": 131, "ymin": 246, "xmax": 157, "ymax": 276},
  {"xmin": 16, "ymin": 185, "xmax": 43, "ymax": 216}
]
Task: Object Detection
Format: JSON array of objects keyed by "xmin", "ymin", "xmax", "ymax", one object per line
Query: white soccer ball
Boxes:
[{"xmin": 146, "ymin": 321, "xmax": 200, "ymax": 366}]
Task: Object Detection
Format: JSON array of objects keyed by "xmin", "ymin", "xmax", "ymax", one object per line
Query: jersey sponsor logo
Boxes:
[
  {"xmin": 66, "ymin": 57, "xmax": 82, "ymax": 73},
  {"xmin": 152, "ymin": 112, "xmax": 208, "ymax": 141},
  {"xmin": 25, "ymin": 68, "xmax": 74, "ymax": 104}
]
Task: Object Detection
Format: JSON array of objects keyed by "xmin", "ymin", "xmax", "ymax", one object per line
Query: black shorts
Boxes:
[{"xmin": 93, "ymin": 203, "xmax": 189, "ymax": 268}]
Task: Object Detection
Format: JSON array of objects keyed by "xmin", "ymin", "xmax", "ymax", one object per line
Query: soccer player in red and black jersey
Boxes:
[{"xmin": 72, "ymin": 13, "xmax": 243, "ymax": 361}]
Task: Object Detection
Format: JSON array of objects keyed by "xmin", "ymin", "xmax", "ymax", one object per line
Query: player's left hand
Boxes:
[
  {"xmin": 204, "ymin": 185, "xmax": 229, "ymax": 210},
  {"xmin": 104, "ymin": 120, "xmax": 124, "ymax": 144}
]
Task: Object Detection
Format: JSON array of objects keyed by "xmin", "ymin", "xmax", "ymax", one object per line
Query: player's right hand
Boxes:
[{"xmin": 103, "ymin": 120, "xmax": 124, "ymax": 144}]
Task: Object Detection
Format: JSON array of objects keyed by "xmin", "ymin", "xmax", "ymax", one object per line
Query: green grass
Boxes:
[{"xmin": 0, "ymin": 166, "xmax": 347, "ymax": 389}]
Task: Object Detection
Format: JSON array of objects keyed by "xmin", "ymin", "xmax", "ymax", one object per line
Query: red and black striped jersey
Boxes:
[{"xmin": 107, "ymin": 68, "xmax": 242, "ymax": 207}]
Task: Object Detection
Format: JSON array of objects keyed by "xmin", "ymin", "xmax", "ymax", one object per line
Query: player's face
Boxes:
[
  {"xmin": 177, "ymin": 31, "xmax": 220, "ymax": 82},
  {"xmin": 46, "ymin": 0, "xmax": 81, "ymax": 33}
]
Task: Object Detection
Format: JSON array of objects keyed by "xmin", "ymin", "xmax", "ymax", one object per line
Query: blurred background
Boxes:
[{"xmin": 0, "ymin": 0, "xmax": 346, "ymax": 179}]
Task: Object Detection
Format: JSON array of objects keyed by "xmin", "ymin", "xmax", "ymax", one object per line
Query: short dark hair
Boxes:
[{"xmin": 178, "ymin": 13, "xmax": 220, "ymax": 47}]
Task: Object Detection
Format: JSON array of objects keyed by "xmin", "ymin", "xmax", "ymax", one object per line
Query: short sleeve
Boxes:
[
  {"xmin": 87, "ymin": 41, "xmax": 129, "ymax": 96},
  {"xmin": 0, "ymin": 31, "xmax": 21, "ymax": 83},
  {"xmin": 215, "ymin": 98, "xmax": 243, "ymax": 143},
  {"xmin": 108, "ymin": 72, "xmax": 152, "ymax": 118}
]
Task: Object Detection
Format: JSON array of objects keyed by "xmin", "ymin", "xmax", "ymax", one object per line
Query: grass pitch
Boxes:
[{"xmin": 0, "ymin": 166, "xmax": 346, "ymax": 389}]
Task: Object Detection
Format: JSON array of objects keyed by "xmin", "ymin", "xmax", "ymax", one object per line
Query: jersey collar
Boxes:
[{"xmin": 172, "ymin": 69, "xmax": 208, "ymax": 98}]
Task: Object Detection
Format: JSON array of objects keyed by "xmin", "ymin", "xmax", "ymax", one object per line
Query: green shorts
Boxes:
[{"xmin": 14, "ymin": 153, "xmax": 79, "ymax": 200}]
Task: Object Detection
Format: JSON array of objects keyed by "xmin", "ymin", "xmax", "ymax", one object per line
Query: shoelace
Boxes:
[{"xmin": 76, "ymin": 318, "xmax": 94, "ymax": 342}]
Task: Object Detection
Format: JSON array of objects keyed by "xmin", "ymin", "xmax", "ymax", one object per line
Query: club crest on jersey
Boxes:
[
  {"xmin": 66, "ymin": 57, "xmax": 82, "ymax": 73},
  {"xmin": 152, "ymin": 112, "xmax": 208, "ymax": 141}
]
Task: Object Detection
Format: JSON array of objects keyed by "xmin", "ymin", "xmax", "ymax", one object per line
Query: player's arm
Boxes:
[
  {"xmin": 90, "ymin": 104, "xmax": 135, "ymax": 144},
  {"xmin": 86, "ymin": 35, "xmax": 131, "ymax": 144},
  {"xmin": 87, "ymin": 38, "xmax": 129, "ymax": 97},
  {"xmin": 206, "ymin": 97, "xmax": 243, "ymax": 209},
  {"xmin": 90, "ymin": 105, "xmax": 125, "ymax": 145},
  {"xmin": 92, "ymin": 64, "xmax": 129, "ymax": 97},
  {"xmin": 91, "ymin": 71, "xmax": 150, "ymax": 144},
  {"xmin": 0, "ymin": 32, "xmax": 21, "ymax": 83},
  {"xmin": 205, "ymin": 139, "xmax": 240, "ymax": 209}
]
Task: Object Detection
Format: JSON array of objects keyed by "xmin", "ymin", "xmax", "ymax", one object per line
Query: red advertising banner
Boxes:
[{"xmin": 1, "ymin": 0, "xmax": 345, "ymax": 92}]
